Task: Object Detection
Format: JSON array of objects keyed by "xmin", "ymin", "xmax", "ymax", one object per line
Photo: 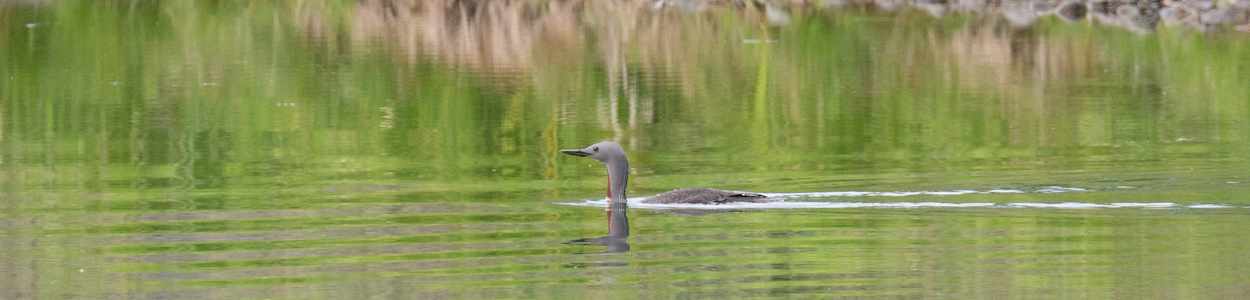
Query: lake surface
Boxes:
[{"xmin": 3, "ymin": 1, "xmax": 1250, "ymax": 299}]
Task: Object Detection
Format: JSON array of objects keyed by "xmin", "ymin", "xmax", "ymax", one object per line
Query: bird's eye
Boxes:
[{"xmin": 593, "ymin": 147, "xmax": 599, "ymax": 152}]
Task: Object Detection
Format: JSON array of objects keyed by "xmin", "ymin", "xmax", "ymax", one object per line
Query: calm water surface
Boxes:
[{"xmin": 2, "ymin": 1, "xmax": 1250, "ymax": 299}]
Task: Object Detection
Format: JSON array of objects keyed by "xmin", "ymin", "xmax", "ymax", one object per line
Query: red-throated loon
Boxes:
[{"xmin": 561, "ymin": 141, "xmax": 778, "ymax": 204}]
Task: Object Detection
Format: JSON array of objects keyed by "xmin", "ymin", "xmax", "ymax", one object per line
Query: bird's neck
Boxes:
[{"xmin": 605, "ymin": 160, "xmax": 629, "ymax": 204}]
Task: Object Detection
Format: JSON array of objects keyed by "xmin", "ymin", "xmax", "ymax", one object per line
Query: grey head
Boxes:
[
  {"xmin": 559, "ymin": 141, "xmax": 627, "ymax": 165},
  {"xmin": 560, "ymin": 141, "xmax": 630, "ymax": 202}
]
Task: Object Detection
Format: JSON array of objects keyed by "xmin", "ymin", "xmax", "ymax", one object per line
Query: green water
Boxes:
[{"xmin": 2, "ymin": 1, "xmax": 1250, "ymax": 299}]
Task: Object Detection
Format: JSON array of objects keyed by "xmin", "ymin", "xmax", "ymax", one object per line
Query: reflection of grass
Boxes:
[
  {"xmin": 108, "ymin": 228, "xmax": 597, "ymax": 254},
  {"xmin": 120, "ymin": 246, "xmax": 588, "ymax": 273},
  {"xmin": 90, "ymin": 207, "xmax": 1250, "ymax": 297},
  {"xmin": 180, "ymin": 275, "xmax": 335, "ymax": 287}
]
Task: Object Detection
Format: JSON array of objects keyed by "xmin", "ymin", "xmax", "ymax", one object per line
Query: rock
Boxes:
[
  {"xmin": 914, "ymin": 1, "xmax": 948, "ymax": 17},
  {"xmin": 1030, "ymin": 0, "xmax": 1061, "ymax": 12},
  {"xmin": 874, "ymin": 0, "xmax": 904, "ymax": 11},
  {"xmin": 1201, "ymin": 7, "xmax": 1228, "ymax": 24},
  {"xmin": 1004, "ymin": 5, "xmax": 1038, "ymax": 27},
  {"xmin": 821, "ymin": 0, "xmax": 849, "ymax": 7},
  {"xmin": 1195, "ymin": 0, "xmax": 1215, "ymax": 10},
  {"xmin": 1055, "ymin": 0, "xmax": 1089, "ymax": 23},
  {"xmin": 1116, "ymin": 5, "xmax": 1140, "ymax": 18},
  {"xmin": 765, "ymin": 4, "xmax": 791, "ymax": 26},
  {"xmin": 1159, "ymin": 7, "xmax": 1194, "ymax": 25}
]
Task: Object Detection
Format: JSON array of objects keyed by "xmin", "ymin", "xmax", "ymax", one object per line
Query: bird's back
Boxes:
[{"xmin": 642, "ymin": 187, "xmax": 777, "ymax": 204}]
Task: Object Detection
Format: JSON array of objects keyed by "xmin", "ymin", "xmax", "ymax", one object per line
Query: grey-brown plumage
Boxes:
[
  {"xmin": 561, "ymin": 141, "xmax": 779, "ymax": 205},
  {"xmin": 642, "ymin": 187, "xmax": 776, "ymax": 204}
]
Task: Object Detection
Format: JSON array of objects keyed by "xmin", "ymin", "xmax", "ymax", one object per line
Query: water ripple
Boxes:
[{"xmin": 556, "ymin": 187, "xmax": 1241, "ymax": 210}]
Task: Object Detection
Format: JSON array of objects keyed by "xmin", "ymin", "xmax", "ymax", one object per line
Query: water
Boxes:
[{"xmin": 2, "ymin": 1, "xmax": 1250, "ymax": 299}]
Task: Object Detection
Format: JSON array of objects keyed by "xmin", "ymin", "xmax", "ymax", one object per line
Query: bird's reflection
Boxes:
[{"xmin": 564, "ymin": 201, "xmax": 630, "ymax": 254}]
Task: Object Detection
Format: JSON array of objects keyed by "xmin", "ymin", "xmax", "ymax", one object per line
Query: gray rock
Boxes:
[
  {"xmin": 1116, "ymin": 4, "xmax": 1140, "ymax": 18},
  {"xmin": 1056, "ymin": 0, "xmax": 1089, "ymax": 23},
  {"xmin": 1159, "ymin": 7, "xmax": 1195, "ymax": 25},
  {"xmin": 1031, "ymin": 0, "xmax": 1061, "ymax": 12},
  {"xmin": 1004, "ymin": 5, "xmax": 1038, "ymax": 27},
  {"xmin": 1201, "ymin": 7, "xmax": 1228, "ymax": 24}
]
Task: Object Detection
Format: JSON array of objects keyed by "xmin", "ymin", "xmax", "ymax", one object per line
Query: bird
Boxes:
[{"xmin": 560, "ymin": 141, "xmax": 778, "ymax": 204}]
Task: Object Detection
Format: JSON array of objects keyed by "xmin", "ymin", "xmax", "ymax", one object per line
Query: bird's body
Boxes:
[
  {"xmin": 643, "ymin": 187, "xmax": 774, "ymax": 204},
  {"xmin": 561, "ymin": 141, "xmax": 778, "ymax": 205}
]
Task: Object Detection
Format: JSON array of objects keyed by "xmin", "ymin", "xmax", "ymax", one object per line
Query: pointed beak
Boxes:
[{"xmin": 560, "ymin": 149, "xmax": 591, "ymax": 157}]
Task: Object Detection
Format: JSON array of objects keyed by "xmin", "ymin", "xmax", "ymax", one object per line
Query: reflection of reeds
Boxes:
[
  {"xmin": 353, "ymin": 0, "xmax": 540, "ymax": 68},
  {"xmin": 347, "ymin": 0, "xmax": 777, "ymax": 148},
  {"xmin": 0, "ymin": 0, "xmax": 1246, "ymax": 182},
  {"xmin": 272, "ymin": 0, "xmax": 1250, "ymax": 164}
]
